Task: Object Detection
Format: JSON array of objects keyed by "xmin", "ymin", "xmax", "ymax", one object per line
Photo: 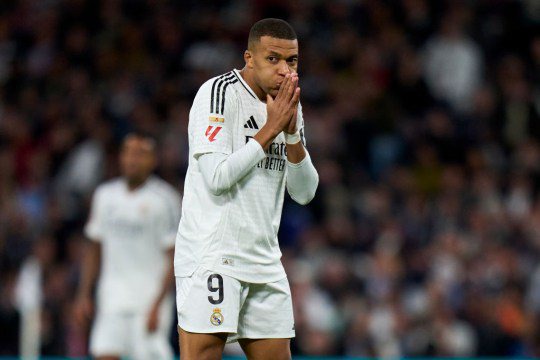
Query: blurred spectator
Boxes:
[{"xmin": 423, "ymin": 7, "xmax": 482, "ymax": 114}]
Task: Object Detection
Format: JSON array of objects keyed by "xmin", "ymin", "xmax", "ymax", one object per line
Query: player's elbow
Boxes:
[
  {"xmin": 292, "ymin": 194, "xmax": 312, "ymax": 205},
  {"xmin": 291, "ymin": 175, "xmax": 318, "ymax": 205},
  {"xmin": 200, "ymin": 168, "xmax": 229, "ymax": 195},
  {"xmin": 206, "ymin": 182, "xmax": 228, "ymax": 196}
]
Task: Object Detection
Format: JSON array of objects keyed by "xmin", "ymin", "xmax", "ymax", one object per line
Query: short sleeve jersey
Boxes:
[
  {"xmin": 175, "ymin": 69, "xmax": 305, "ymax": 283},
  {"xmin": 85, "ymin": 176, "xmax": 182, "ymax": 312}
]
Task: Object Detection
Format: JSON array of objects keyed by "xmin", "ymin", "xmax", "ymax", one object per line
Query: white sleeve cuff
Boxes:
[{"xmin": 286, "ymin": 151, "xmax": 318, "ymax": 205}]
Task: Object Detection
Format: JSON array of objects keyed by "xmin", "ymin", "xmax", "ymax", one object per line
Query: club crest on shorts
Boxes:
[{"xmin": 210, "ymin": 308, "xmax": 224, "ymax": 326}]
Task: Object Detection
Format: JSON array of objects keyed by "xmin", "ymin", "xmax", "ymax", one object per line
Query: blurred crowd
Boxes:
[{"xmin": 1, "ymin": 0, "xmax": 540, "ymax": 357}]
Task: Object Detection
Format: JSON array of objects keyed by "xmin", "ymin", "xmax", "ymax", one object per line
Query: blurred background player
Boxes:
[
  {"xmin": 74, "ymin": 133, "xmax": 181, "ymax": 360},
  {"xmin": 175, "ymin": 19, "xmax": 318, "ymax": 360}
]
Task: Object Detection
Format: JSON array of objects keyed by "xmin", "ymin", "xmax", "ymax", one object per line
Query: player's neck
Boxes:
[
  {"xmin": 239, "ymin": 68, "xmax": 267, "ymax": 102},
  {"xmin": 125, "ymin": 176, "xmax": 149, "ymax": 191}
]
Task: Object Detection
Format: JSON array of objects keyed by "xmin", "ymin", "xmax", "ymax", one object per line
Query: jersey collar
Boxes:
[
  {"xmin": 233, "ymin": 69, "xmax": 258, "ymax": 100},
  {"xmin": 123, "ymin": 175, "xmax": 154, "ymax": 193}
]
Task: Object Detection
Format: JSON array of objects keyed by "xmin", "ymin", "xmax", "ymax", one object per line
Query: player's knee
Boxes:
[
  {"xmin": 180, "ymin": 344, "xmax": 223, "ymax": 360},
  {"xmin": 245, "ymin": 350, "xmax": 291, "ymax": 360},
  {"xmin": 239, "ymin": 339, "xmax": 291, "ymax": 360},
  {"xmin": 271, "ymin": 348, "xmax": 291, "ymax": 360},
  {"xmin": 178, "ymin": 330, "xmax": 226, "ymax": 360}
]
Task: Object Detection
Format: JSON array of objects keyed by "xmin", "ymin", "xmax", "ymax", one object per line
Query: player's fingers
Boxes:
[
  {"xmin": 283, "ymin": 73, "xmax": 296, "ymax": 101},
  {"xmin": 276, "ymin": 73, "xmax": 290, "ymax": 101},
  {"xmin": 289, "ymin": 107, "xmax": 298, "ymax": 133},
  {"xmin": 291, "ymin": 72, "xmax": 298, "ymax": 87},
  {"xmin": 287, "ymin": 76, "xmax": 298, "ymax": 101},
  {"xmin": 266, "ymin": 93, "xmax": 274, "ymax": 105},
  {"xmin": 285, "ymin": 74, "xmax": 297, "ymax": 102},
  {"xmin": 289, "ymin": 86, "xmax": 300, "ymax": 107}
]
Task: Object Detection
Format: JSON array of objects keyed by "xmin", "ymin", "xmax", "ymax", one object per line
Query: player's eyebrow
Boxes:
[
  {"xmin": 267, "ymin": 50, "xmax": 298, "ymax": 59},
  {"xmin": 267, "ymin": 50, "xmax": 284, "ymax": 57}
]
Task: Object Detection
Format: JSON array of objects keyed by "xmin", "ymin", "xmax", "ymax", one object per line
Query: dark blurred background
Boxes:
[{"xmin": 1, "ymin": 0, "xmax": 540, "ymax": 358}]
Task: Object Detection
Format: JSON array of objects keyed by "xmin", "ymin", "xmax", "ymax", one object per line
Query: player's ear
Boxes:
[{"xmin": 244, "ymin": 50, "xmax": 254, "ymax": 69}]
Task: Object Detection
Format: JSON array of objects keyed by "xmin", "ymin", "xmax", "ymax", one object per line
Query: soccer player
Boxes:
[
  {"xmin": 74, "ymin": 133, "xmax": 181, "ymax": 360},
  {"xmin": 174, "ymin": 18, "xmax": 318, "ymax": 360}
]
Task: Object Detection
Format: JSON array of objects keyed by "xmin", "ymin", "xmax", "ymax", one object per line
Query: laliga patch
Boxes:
[
  {"xmin": 205, "ymin": 125, "xmax": 222, "ymax": 142},
  {"xmin": 210, "ymin": 308, "xmax": 224, "ymax": 326},
  {"xmin": 209, "ymin": 115, "xmax": 225, "ymax": 124}
]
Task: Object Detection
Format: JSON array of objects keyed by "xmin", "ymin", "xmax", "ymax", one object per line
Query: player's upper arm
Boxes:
[
  {"xmin": 190, "ymin": 74, "xmax": 239, "ymax": 159},
  {"xmin": 84, "ymin": 186, "xmax": 106, "ymax": 242}
]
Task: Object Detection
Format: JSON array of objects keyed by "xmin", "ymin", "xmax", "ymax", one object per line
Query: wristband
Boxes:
[{"xmin": 285, "ymin": 131, "xmax": 301, "ymax": 145}]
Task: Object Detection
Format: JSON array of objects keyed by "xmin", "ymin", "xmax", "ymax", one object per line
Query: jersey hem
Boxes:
[{"xmin": 201, "ymin": 264, "xmax": 287, "ymax": 284}]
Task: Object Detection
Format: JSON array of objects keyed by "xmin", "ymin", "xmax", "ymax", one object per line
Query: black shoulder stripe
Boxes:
[
  {"xmin": 220, "ymin": 79, "xmax": 239, "ymax": 114},
  {"xmin": 214, "ymin": 73, "xmax": 235, "ymax": 115},
  {"xmin": 210, "ymin": 72, "xmax": 232, "ymax": 113}
]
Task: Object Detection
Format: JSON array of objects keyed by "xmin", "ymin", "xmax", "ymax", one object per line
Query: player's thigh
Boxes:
[
  {"xmin": 235, "ymin": 277, "xmax": 295, "ymax": 342},
  {"xmin": 238, "ymin": 338, "xmax": 291, "ymax": 360},
  {"xmin": 89, "ymin": 311, "xmax": 127, "ymax": 358},
  {"xmin": 178, "ymin": 327, "xmax": 227, "ymax": 360},
  {"xmin": 176, "ymin": 269, "xmax": 243, "ymax": 358},
  {"xmin": 176, "ymin": 268, "xmax": 242, "ymax": 334}
]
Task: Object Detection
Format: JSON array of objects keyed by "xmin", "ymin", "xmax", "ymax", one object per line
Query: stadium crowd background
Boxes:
[{"xmin": 1, "ymin": 0, "xmax": 540, "ymax": 357}]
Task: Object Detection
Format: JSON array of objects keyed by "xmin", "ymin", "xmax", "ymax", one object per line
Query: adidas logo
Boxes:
[{"xmin": 244, "ymin": 116, "xmax": 259, "ymax": 129}]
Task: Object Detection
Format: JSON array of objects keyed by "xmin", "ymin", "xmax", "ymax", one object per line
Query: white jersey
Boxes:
[
  {"xmin": 175, "ymin": 69, "xmax": 306, "ymax": 283},
  {"xmin": 85, "ymin": 176, "xmax": 181, "ymax": 313}
]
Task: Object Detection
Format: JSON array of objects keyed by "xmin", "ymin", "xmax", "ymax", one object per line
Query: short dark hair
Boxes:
[
  {"xmin": 248, "ymin": 18, "xmax": 297, "ymax": 50},
  {"xmin": 123, "ymin": 131, "xmax": 157, "ymax": 151}
]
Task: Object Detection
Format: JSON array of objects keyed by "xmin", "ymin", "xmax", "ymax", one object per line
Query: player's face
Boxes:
[
  {"xmin": 119, "ymin": 137, "xmax": 156, "ymax": 182},
  {"xmin": 247, "ymin": 36, "xmax": 299, "ymax": 97}
]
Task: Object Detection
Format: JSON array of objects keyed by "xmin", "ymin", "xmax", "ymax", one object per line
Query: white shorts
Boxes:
[
  {"xmin": 176, "ymin": 267, "xmax": 295, "ymax": 343},
  {"xmin": 90, "ymin": 299, "xmax": 174, "ymax": 360}
]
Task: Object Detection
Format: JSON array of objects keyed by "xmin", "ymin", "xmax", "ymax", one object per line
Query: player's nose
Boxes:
[{"xmin": 277, "ymin": 61, "xmax": 291, "ymax": 76}]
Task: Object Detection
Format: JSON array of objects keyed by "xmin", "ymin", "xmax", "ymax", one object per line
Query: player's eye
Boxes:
[
  {"xmin": 287, "ymin": 57, "xmax": 298, "ymax": 65},
  {"xmin": 267, "ymin": 56, "xmax": 278, "ymax": 63}
]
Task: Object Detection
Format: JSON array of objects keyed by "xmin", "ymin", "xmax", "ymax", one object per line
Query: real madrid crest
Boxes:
[{"xmin": 210, "ymin": 308, "xmax": 224, "ymax": 326}]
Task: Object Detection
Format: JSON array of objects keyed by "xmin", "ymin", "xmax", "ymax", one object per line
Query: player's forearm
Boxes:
[
  {"xmin": 198, "ymin": 139, "xmax": 266, "ymax": 195},
  {"xmin": 254, "ymin": 124, "xmax": 281, "ymax": 150},
  {"xmin": 285, "ymin": 140, "xmax": 306, "ymax": 164},
  {"xmin": 77, "ymin": 241, "xmax": 101, "ymax": 298},
  {"xmin": 286, "ymin": 151, "xmax": 318, "ymax": 205},
  {"xmin": 154, "ymin": 248, "xmax": 175, "ymax": 306}
]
